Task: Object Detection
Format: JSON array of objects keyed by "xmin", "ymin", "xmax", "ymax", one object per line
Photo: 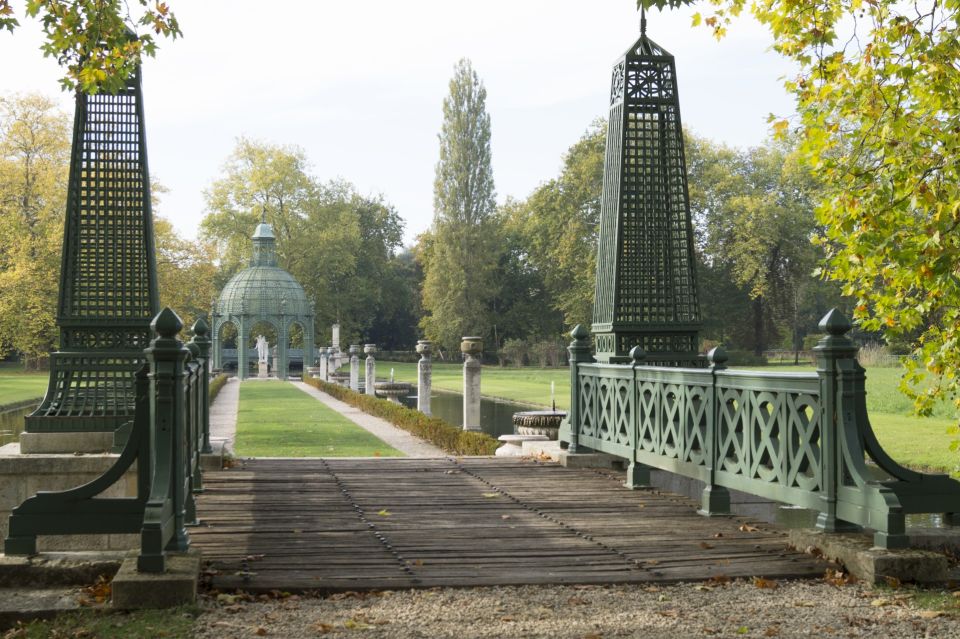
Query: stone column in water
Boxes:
[
  {"xmin": 461, "ymin": 336, "xmax": 482, "ymax": 431},
  {"xmin": 349, "ymin": 344, "xmax": 360, "ymax": 392},
  {"xmin": 364, "ymin": 344, "xmax": 377, "ymax": 395},
  {"xmin": 416, "ymin": 340, "xmax": 433, "ymax": 416}
]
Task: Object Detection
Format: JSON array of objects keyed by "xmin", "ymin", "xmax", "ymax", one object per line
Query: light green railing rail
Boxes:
[{"xmin": 561, "ymin": 309, "xmax": 960, "ymax": 549}]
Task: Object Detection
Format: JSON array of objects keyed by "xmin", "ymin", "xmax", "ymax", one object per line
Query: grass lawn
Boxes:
[
  {"xmin": 0, "ymin": 367, "xmax": 48, "ymax": 406},
  {"xmin": 382, "ymin": 360, "xmax": 959, "ymax": 473},
  {"xmin": 235, "ymin": 381, "xmax": 403, "ymax": 457}
]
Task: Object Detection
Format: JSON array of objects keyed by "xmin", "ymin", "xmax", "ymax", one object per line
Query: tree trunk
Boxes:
[{"xmin": 753, "ymin": 296, "xmax": 765, "ymax": 357}]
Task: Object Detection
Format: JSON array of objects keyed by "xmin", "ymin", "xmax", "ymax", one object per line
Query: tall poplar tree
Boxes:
[{"xmin": 419, "ymin": 58, "xmax": 499, "ymax": 351}]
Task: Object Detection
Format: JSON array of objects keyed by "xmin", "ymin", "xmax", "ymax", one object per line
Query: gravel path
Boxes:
[
  {"xmin": 209, "ymin": 377, "xmax": 240, "ymax": 455},
  {"xmin": 194, "ymin": 580, "xmax": 958, "ymax": 639}
]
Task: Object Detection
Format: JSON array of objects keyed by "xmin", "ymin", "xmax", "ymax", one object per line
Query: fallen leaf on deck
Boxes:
[
  {"xmin": 501, "ymin": 515, "xmax": 511, "ymax": 520},
  {"xmin": 699, "ymin": 542, "xmax": 714, "ymax": 550},
  {"xmin": 483, "ymin": 493, "xmax": 499, "ymax": 498},
  {"xmin": 919, "ymin": 610, "xmax": 945, "ymax": 619},
  {"xmin": 753, "ymin": 577, "xmax": 778, "ymax": 590},
  {"xmin": 377, "ymin": 509, "xmax": 391, "ymax": 516},
  {"xmin": 739, "ymin": 524, "xmax": 760, "ymax": 533},
  {"xmin": 870, "ymin": 598, "xmax": 893, "ymax": 607},
  {"xmin": 254, "ymin": 627, "xmax": 268, "ymax": 636}
]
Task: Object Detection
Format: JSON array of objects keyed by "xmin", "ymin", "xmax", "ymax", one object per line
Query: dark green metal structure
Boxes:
[
  {"xmin": 26, "ymin": 65, "xmax": 159, "ymax": 435},
  {"xmin": 561, "ymin": 21, "xmax": 960, "ymax": 549},
  {"xmin": 211, "ymin": 218, "xmax": 315, "ymax": 380},
  {"xmin": 592, "ymin": 20, "xmax": 701, "ymax": 366}
]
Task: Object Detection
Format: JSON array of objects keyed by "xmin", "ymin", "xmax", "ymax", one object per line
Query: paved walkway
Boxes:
[
  {"xmin": 208, "ymin": 378, "xmax": 445, "ymax": 458},
  {"xmin": 292, "ymin": 381, "xmax": 445, "ymax": 457},
  {"xmin": 209, "ymin": 377, "xmax": 240, "ymax": 455}
]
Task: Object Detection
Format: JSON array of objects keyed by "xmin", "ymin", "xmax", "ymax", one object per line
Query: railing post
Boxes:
[
  {"xmin": 564, "ymin": 325, "xmax": 591, "ymax": 454},
  {"xmin": 139, "ymin": 308, "xmax": 191, "ymax": 573},
  {"xmin": 624, "ymin": 346, "xmax": 651, "ymax": 489},
  {"xmin": 190, "ymin": 318, "xmax": 213, "ymax": 455},
  {"xmin": 182, "ymin": 345, "xmax": 200, "ymax": 526},
  {"xmin": 699, "ymin": 347, "xmax": 731, "ymax": 515},
  {"xmin": 813, "ymin": 309, "xmax": 861, "ymax": 533}
]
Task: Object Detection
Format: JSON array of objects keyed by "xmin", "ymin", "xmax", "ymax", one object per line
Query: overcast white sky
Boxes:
[{"xmin": 1, "ymin": 1, "xmax": 794, "ymax": 245}]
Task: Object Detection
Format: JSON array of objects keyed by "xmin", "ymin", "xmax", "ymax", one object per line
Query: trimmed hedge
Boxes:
[
  {"xmin": 302, "ymin": 376, "xmax": 499, "ymax": 456},
  {"xmin": 209, "ymin": 373, "xmax": 229, "ymax": 403}
]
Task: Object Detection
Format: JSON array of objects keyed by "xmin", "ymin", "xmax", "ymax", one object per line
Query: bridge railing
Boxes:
[
  {"xmin": 561, "ymin": 309, "xmax": 960, "ymax": 548},
  {"xmin": 4, "ymin": 308, "xmax": 208, "ymax": 572}
]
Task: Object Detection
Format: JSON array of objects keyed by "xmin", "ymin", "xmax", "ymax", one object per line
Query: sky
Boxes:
[{"xmin": 0, "ymin": 1, "xmax": 795, "ymax": 245}]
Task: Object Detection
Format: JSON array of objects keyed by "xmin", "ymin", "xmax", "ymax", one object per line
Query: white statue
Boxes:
[{"xmin": 255, "ymin": 335, "xmax": 269, "ymax": 364}]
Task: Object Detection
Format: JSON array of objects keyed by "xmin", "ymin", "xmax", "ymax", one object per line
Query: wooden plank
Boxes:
[{"xmin": 192, "ymin": 457, "xmax": 830, "ymax": 593}]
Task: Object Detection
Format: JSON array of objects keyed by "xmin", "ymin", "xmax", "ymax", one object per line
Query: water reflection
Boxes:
[
  {"xmin": 0, "ymin": 404, "xmax": 31, "ymax": 448},
  {"xmin": 400, "ymin": 390, "xmax": 532, "ymax": 438}
]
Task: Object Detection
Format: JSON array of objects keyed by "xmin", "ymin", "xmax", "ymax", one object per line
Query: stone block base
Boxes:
[
  {"xmin": 0, "ymin": 552, "xmax": 124, "ymax": 588},
  {"xmin": 19, "ymin": 431, "xmax": 114, "ymax": 454},
  {"xmin": 111, "ymin": 550, "xmax": 201, "ymax": 609},
  {"xmin": 789, "ymin": 529, "xmax": 953, "ymax": 583},
  {"xmin": 558, "ymin": 450, "xmax": 624, "ymax": 470},
  {"xmin": 0, "ymin": 444, "xmax": 138, "ymax": 552}
]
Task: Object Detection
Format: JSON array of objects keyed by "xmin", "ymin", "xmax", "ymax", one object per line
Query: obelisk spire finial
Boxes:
[{"xmin": 640, "ymin": 5, "xmax": 647, "ymax": 36}]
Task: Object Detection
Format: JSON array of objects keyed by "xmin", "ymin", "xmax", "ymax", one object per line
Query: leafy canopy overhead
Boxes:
[
  {"xmin": 0, "ymin": 0, "xmax": 181, "ymax": 93},
  {"xmin": 669, "ymin": 0, "xmax": 960, "ymax": 416}
]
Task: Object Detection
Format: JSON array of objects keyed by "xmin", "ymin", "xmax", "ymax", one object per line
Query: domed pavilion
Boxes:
[{"xmin": 211, "ymin": 219, "xmax": 315, "ymax": 379}]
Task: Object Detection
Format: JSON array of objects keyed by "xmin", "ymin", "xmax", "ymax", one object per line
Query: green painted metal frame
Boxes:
[
  {"xmin": 591, "ymin": 25, "xmax": 702, "ymax": 365},
  {"xmin": 560, "ymin": 310, "xmax": 960, "ymax": 548},
  {"xmin": 5, "ymin": 308, "xmax": 208, "ymax": 573},
  {"xmin": 27, "ymin": 59, "xmax": 160, "ymax": 435}
]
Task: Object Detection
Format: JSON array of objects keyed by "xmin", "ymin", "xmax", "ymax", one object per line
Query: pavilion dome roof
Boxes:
[{"xmin": 215, "ymin": 220, "xmax": 313, "ymax": 319}]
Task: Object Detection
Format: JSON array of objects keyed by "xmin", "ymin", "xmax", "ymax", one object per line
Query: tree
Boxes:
[
  {"xmin": 503, "ymin": 121, "xmax": 605, "ymax": 332},
  {"xmin": 686, "ymin": 1, "xmax": 960, "ymax": 413},
  {"xmin": 201, "ymin": 139, "xmax": 407, "ymax": 347},
  {"xmin": 419, "ymin": 59, "xmax": 499, "ymax": 350},
  {"xmin": 154, "ymin": 217, "xmax": 218, "ymax": 331},
  {"xmin": 0, "ymin": 93, "xmax": 68, "ymax": 367},
  {"xmin": 0, "ymin": 0, "xmax": 181, "ymax": 93}
]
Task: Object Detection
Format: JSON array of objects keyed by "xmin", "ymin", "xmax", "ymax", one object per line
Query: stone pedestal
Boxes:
[
  {"xmin": 257, "ymin": 362, "xmax": 268, "ymax": 378},
  {"xmin": 461, "ymin": 337, "xmax": 482, "ymax": 431},
  {"xmin": 364, "ymin": 344, "xmax": 377, "ymax": 395},
  {"xmin": 496, "ymin": 434, "xmax": 549, "ymax": 457},
  {"xmin": 416, "ymin": 340, "xmax": 433, "ymax": 416},
  {"xmin": 349, "ymin": 345, "xmax": 360, "ymax": 392},
  {"xmin": 319, "ymin": 347, "xmax": 329, "ymax": 380}
]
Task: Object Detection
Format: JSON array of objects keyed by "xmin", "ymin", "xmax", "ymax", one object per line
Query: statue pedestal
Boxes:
[{"xmin": 258, "ymin": 362, "xmax": 269, "ymax": 378}]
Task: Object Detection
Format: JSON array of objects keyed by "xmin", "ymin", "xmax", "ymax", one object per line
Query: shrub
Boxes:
[
  {"xmin": 302, "ymin": 377, "xmax": 499, "ymax": 456},
  {"xmin": 858, "ymin": 343, "xmax": 900, "ymax": 368},
  {"xmin": 208, "ymin": 373, "xmax": 229, "ymax": 402}
]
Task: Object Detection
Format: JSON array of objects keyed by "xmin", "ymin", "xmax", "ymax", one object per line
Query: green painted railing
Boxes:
[
  {"xmin": 4, "ymin": 308, "xmax": 210, "ymax": 572},
  {"xmin": 560, "ymin": 309, "xmax": 960, "ymax": 549}
]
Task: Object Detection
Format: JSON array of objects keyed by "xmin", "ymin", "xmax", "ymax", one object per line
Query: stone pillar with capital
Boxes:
[
  {"xmin": 461, "ymin": 336, "xmax": 482, "ymax": 431},
  {"xmin": 364, "ymin": 344, "xmax": 377, "ymax": 395},
  {"xmin": 319, "ymin": 347, "xmax": 329, "ymax": 380},
  {"xmin": 349, "ymin": 345, "xmax": 360, "ymax": 392},
  {"xmin": 416, "ymin": 340, "xmax": 433, "ymax": 416}
]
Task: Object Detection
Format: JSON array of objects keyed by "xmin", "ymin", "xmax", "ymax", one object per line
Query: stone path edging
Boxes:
[
  {"xmin": 292, "ymin": 381, "xmax": 445, "ymax": 458},
  {"xmin": 208, "ymin": 377, "xmax": 240, "ymax": 456}
]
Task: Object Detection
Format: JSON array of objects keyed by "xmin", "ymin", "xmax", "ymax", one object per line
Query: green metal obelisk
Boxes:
[
  {"xmin": 591, "ymin": 13, "xmax": 702, "ymax": 365},
  {"xmin": 22, "ymin": 64, "xmax": 160, "ymax": 452}
]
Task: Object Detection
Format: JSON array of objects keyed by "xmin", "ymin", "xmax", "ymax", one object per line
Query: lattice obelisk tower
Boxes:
[
  {"xmin": 591, "ymin": 18, "xmax": 702, "ymax": 365},
  {"xmin": 23, "ymin": 64, "xmax": 160, "ymax": 451}
]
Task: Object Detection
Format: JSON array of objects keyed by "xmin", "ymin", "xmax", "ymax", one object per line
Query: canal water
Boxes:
[
  {"xmin": 0, "ymin": 403, "xmax": 32, "ymax": 448},
  {"xmin": 400, "ymin": 390, "xmax": 534, "ymax": 439}
]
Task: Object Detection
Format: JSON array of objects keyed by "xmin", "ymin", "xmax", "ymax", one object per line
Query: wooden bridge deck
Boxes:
[{"xmin": 191, "ymin": 457, "xmax": 829, "ymax": 592}]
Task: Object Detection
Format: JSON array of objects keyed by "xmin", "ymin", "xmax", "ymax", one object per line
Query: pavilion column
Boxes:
[
  {"xmin": 462, "ymin": 337, "xmax": 482, "ymax": 431},
  {"xmin": 278, "ymin": 321, "xmax": 288, "ymax": 381},
  {"xmin": 304, "ymin": 318, "xmax": 315, "ymax": 373},
  {"xmin": 416, "ymin": 340, "xmax": 433, "ymax": 416},
  {"xmin": 237, "ymin": 317, "xmax": 249, "ymax": 381}
]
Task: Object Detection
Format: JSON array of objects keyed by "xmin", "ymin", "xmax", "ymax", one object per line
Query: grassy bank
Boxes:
[
  {"xmin": 381, "ymin": 360, "xmax": 959, "ymax": 473},
  {"xmin": 235, "ymin": 381, "xmax": 403, "ymax": 457},
  {"xmin": 0, "ymin": 369, "xmax": 47, "ymax": 406}
]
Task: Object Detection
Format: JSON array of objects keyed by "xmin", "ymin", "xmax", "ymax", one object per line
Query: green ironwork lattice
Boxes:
[
  {"xmin": 592, "ymin": 27, "xmax": 702, "ymax": 365},
  {"xmin": 27, "ymin": 66, "xmax": 160, "ymax": 433}
]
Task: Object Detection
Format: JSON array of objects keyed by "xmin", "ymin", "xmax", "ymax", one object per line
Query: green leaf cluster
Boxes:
[
  {"xmin": 692, "ymin": 1, "xmax": 960, "ymax": 418},
  {"xmin": 1, "ymin": 0, "xmax": 181, "ymax": 94}
]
